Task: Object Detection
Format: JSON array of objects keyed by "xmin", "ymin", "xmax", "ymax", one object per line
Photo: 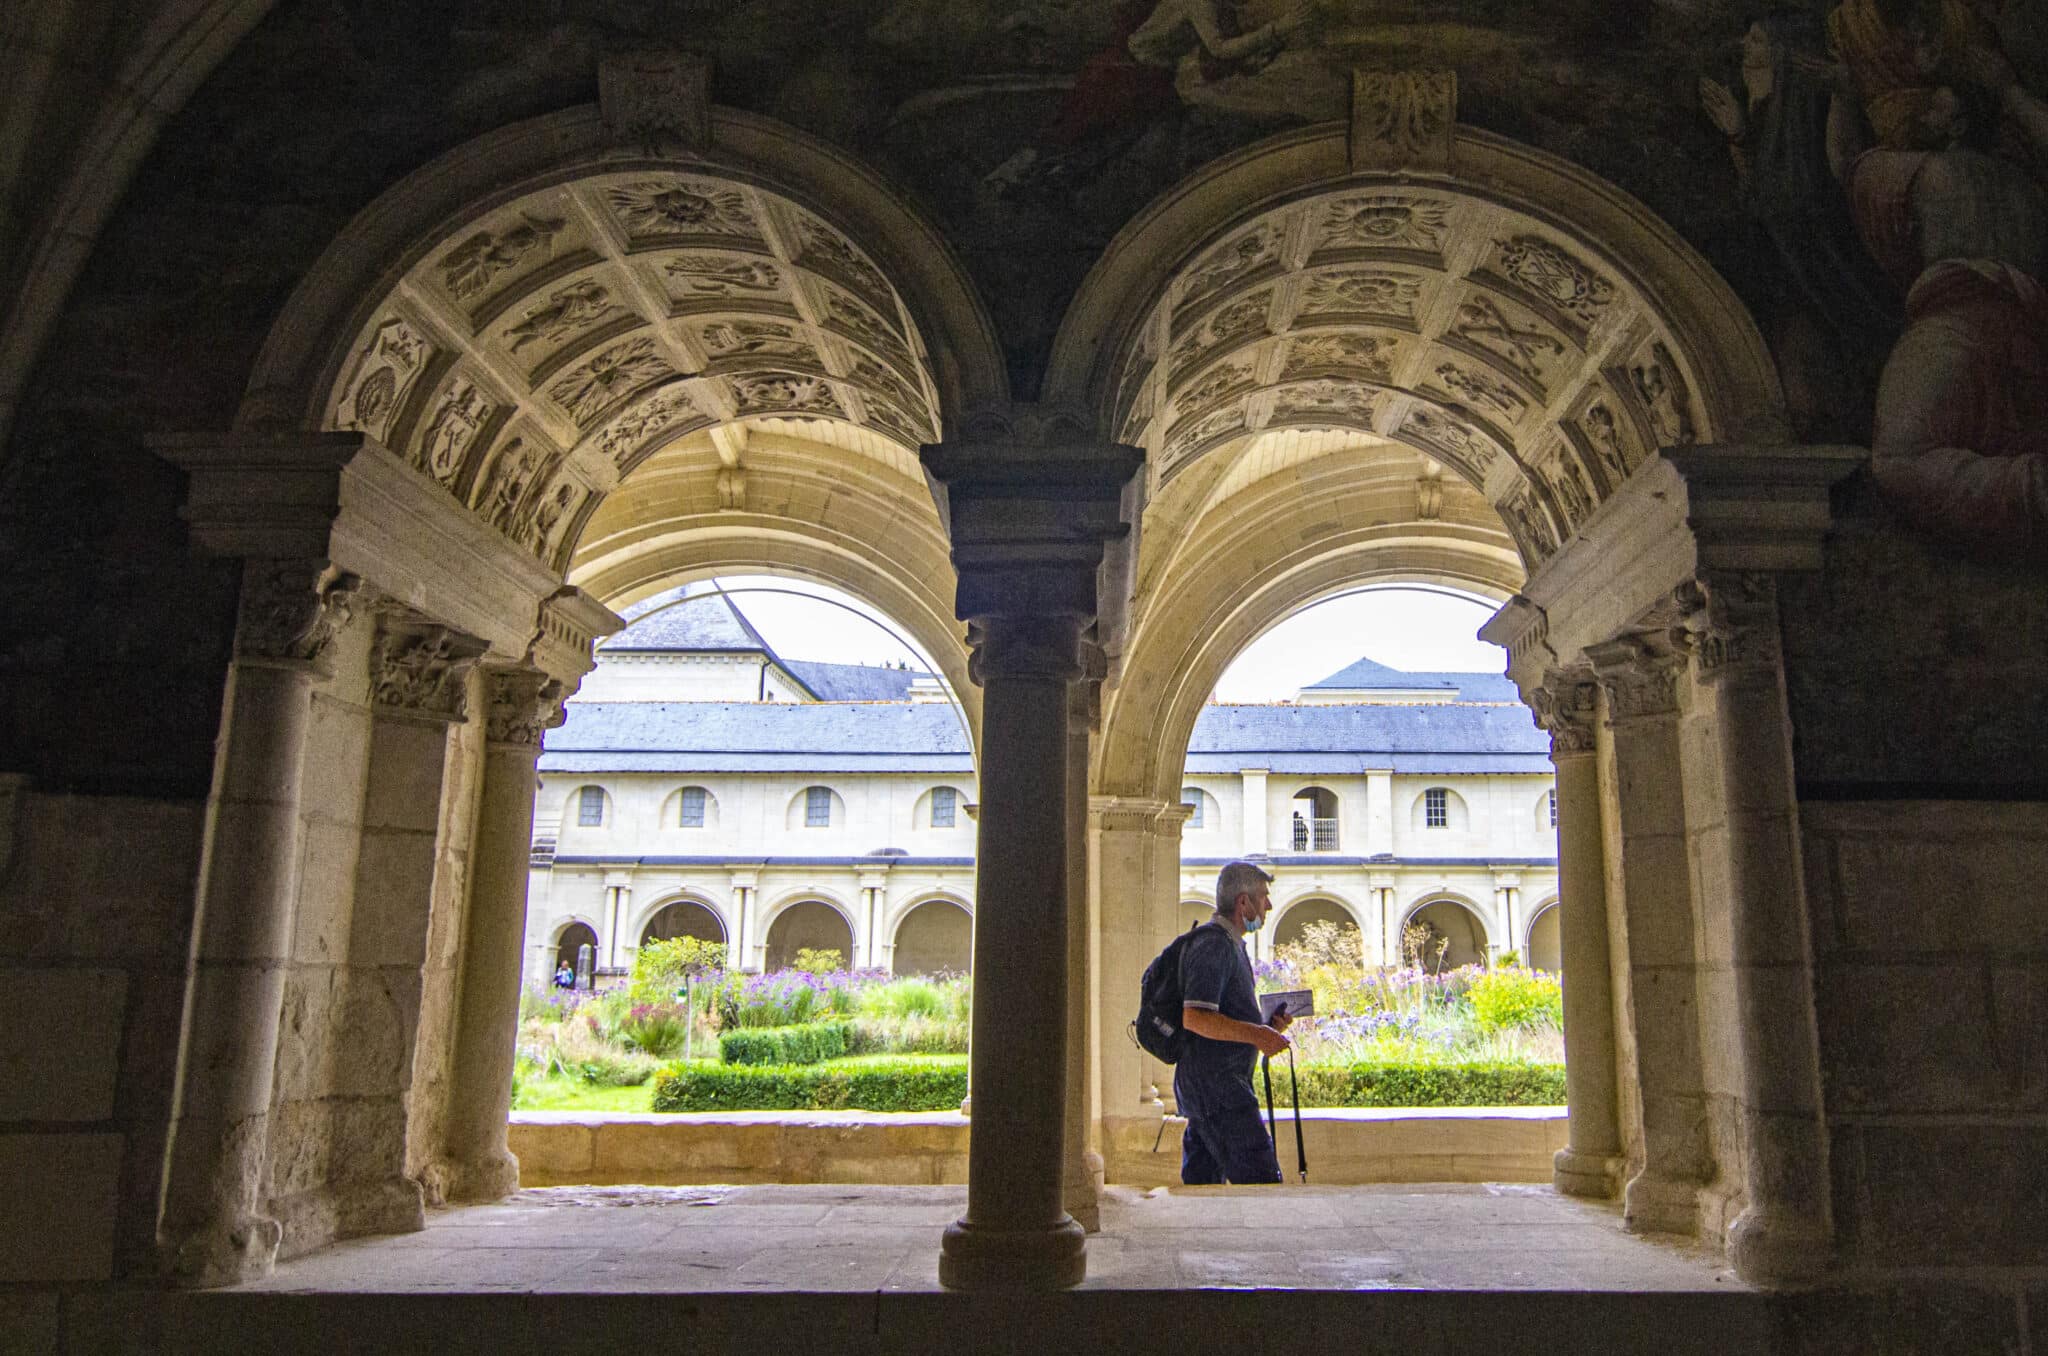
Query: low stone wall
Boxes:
[{"xmin": 510, "ymin": 1107, "xmax": 1568, "ymax": 1189}]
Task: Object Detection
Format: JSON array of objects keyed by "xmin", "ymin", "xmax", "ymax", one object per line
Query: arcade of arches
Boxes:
[{"xmin": 4, "ymin": 14, "xmax": 2045, "ymax": 1347}]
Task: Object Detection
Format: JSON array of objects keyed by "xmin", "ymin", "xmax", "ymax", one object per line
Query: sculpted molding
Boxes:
[
  {"xmin": 237, "ymin": 559, "xmax": 363, "ymax": 669},
  {"xmin": 369, "ymin": 618, "xmax": 489, "ymax": 721}
]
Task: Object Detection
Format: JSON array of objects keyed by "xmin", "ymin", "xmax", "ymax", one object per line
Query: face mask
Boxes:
[{"xmin": 1241, "ymin": 899, "xmax": 1266, "ymax": 933}]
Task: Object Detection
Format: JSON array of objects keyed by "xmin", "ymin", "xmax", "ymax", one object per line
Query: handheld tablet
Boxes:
[{"xmin": 1259, "ymin": 989, "xmax": 1314, "ymax": 1024}]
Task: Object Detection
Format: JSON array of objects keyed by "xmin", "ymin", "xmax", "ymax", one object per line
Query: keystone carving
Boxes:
[
  {"xmin": 599, "ymin": 49, "xmax": 712, "ymax": 152},
  {"xmin": 1350, "ymin": 69, "xmax": 1457, "ymax": 173}
]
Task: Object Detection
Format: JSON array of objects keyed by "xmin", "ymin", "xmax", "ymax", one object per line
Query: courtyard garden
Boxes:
[{"xmin": 512, "ymin": 923, "xmax": 1565, "ymax": 1114}]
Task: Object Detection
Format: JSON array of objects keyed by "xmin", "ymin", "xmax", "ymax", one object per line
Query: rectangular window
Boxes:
[
  {"xmin": 806, "ymin": 786, "xmax": 831, "ymax": 827},
  {"xmin": 680, "ymin": 787, "xmax": 706, "ymax": 828},
  {"xmin": 578, "ymin": 785, "xmax": 605, "ymax": 827},
  {"xmin": 1547, "ymin": 787, "xmax": 1558, "ymax": 829},
  {"xmin": 931, "ymin": 786, "xmax": 957, "ymax": 828},
  {"xmin": 1425, "ymin": 787, "xmax": 1448, "ymax": 829},
  {"xmin": 1181, "ymin": 788, "xmax": 1204, "ymax": 829}
]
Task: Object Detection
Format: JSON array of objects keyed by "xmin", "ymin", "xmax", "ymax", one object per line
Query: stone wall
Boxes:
[{"xmin": 0, "ymin": 789, "xmax": 204, "ymax": 1282}]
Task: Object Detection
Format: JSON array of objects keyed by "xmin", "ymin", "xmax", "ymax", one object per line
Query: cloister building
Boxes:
[
  {"xmin": 5, "ymin": 3, "xmax": 2045, "ymax": 1349},
  {"xmin": 526, "ymin": 590, "xmax": 1559, "ymax": 985}
]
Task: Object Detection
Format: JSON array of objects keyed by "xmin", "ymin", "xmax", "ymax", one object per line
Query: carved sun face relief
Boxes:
[
  {"xmin": 320, "ymin": 171, "xmax": 943, "ymax": 571},
  {"xmin": 1115, "ymin": 184, "xmax": 1709, "ymax": 567}
]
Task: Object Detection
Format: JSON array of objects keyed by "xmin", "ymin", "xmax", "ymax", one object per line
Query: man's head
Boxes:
[{"xmin": 1215, "ymin": 860, "xmax": 1276, "ymax": 934}]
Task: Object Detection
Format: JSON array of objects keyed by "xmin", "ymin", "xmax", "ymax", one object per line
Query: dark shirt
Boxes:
[{"xmin": 1178, "ymin": 921, "xmax": 1261, "ymax": 1083}]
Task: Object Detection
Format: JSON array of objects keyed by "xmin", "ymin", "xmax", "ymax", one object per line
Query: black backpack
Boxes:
[{"xmin": 1132, "ymin": 920, "xmax": 1218, "ymax": 1064}]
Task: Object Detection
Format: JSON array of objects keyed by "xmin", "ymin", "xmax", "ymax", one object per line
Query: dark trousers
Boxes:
[{"xmin": 1174, "ymin": 1060, "xmax": 1281, "ymax": 1185}]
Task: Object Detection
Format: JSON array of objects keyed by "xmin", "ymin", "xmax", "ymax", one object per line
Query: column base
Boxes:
[
  {"xmin": 1552, "ymin": 1146, "xmax": 1622, "ymax": 1199},
  {"xmin": 437, "ymin": 1149, "xmax": 521, "ymax": 1204},
  {"xmin": 161, "ymin": 1210, "xmax": 283, "ymax": 1289},
  {"xmin": 1728, "ymin": 1205, "xmax": 1833, "ymax": 1288},
  {"xmin": 1064, "ymin": 1151, "xmax": 1105, "ymax": 1233},
  {"xmin": 1622, "ymin": 1171, "xmax": 1701, "ymax": 1238},
  {"xmin": 939, "ymin": 1215, "xmax": 1087, "ymax": 1291}
]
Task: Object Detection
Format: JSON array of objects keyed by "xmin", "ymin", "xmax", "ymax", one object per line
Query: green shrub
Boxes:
[
  {"xmin": 1269, "ymin": 1060, "xmax": 1566, "ymax": 1107},
  {"xmin": 652, "ymin": 1055, "xmax": 969, "ymax": 1111},
  {"xmin": 628, "ymin": 935, "xmax": 725, "ymax": 1007},
  {"xmin": 846, "ymin": 1015, "xmax": 970, "ymax": 1056},
  {"xmin": 619, "ymin": 1002, "xmax": 693, "ymax": 1057},
  {"xmin": 1466, "ymin": 968, "xmax": 1564, "ymax": 1033},
  {"xmin": 719, "ymin": 1021, "xmax": 852, "ymax": 1066},
  {"xmin": 793, "ymin": 947, "xmax": 844, "ymax": 975}
]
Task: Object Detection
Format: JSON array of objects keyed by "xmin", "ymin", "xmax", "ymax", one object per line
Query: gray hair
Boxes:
[{"xmin": 1214, "ymin": 860, "xmax": 1274, "ymax": 917}]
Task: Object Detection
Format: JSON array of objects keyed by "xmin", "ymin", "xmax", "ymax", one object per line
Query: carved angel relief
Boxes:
[
  {"xmin": 506, "ymin": 281, "xmax": 622, "ymax": 353},
  {"xmin": 1629, "ymin": 342, "xmax": 1698, "ymax": 447},
  {"xmin": 472, "ymin": 437, "xmax": 545, "ymax": 530},
  {"xmin": 517, "ymin": 480, "xmax": 583, "ymax": 558},
  {"xmin": 1578, "ymin": 400, "xmax": 1635, "ymax": 486},
  {"xmin": 546, "ymin": 336, "xmax": 675, "ymax": 426},
  {"xmin": 440, "ymin": 214, "xmax": 564, "ymax": 300},
  {"xmin": 1499, "ymin": 482, "xmax": 1560, "ymax": 563}
]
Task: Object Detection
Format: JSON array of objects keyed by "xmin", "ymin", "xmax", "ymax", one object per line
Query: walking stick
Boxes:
[
  {"xmin": 1261, "ymin": 1053, "xmax": 1278, "ymax": 1165},
  {"xmin": 1287, "ymin": 1046, "xmax": 1307, "ymax": 1183}
]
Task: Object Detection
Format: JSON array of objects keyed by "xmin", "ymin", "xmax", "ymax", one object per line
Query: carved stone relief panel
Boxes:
[
  {"xmin": 1472, "ymin": 234, "xmax": 1617, "ymax": 345},
  {"xmin": 502, "ymin": 278, "xmax": 628, "ymax": 357},
  {"xmin": 728, "ymin": 371, "xmax": 847, "ymax": 420},
  {"xmin": 1531, "ymin": 440, "xmax": 1597, "ymax": 530},
  {"xmin": 862, "ymin": 398, "xmax": 934, "ymax": 449},
  {"xmin": 1167, "ymin": 289, "xmax": 1274, "ymax": 386},
  {"xmin": 438, "ymin": 212, "xmax": 569, "ymax": 304},
  {"xmin": 1426, "ymin": 358, "xmax": 1529, "ymax": 426},
  {"xmin": 1281, "ymin": 331, "xmax": 1401, "ymax": 384},
  {"xmin": 1172, "ymin": 360, "xmax": 1256, "ymax": 421},
  {"xmin": 1395, "ymin": 405, "xmax": 1499, "ymax": 487},
  {"xmin": 333, "ymin": 316, "xmax": 431, "ymax": 442},
  {"xmin": 659, "ymin": 252, "xmax": 789, "ymax": 314},
  {"xmin": 1172, "ymin": 225, "xmax": 1285, "ymax": 332},
  {"xmin": 847, "ymin": 354, "xmax": 924, "ymax": 421},
  {"xmin": 1160, "ymin": 404, "xmax": 1249, "ymax": 476},
  {"xmin": 469, "ymin": 433, "xmax": 552, "ymax": 532},
  {"xmin": 1612, "ymin": 339, "xmax": 1700, "ymax": 450},
  {"xmin": 595, "ymin": 383, "xmax": 709, "ymax": 475},
  {"xmin": 544, "ymin": 335, "xmax": 677, "ymax": 427},
  {"xmin": 1267, "ymin": 379, "xmax": 1381, "ymax": 432},
  {"xmin": 792, "ymin": 214, "xmax": 894, "ymax": 316},
  {"xmin": 1497, "ymin": 480, "xmax": 1561, "ymax": 565},
  {"xmin": 1563, "ymin": 387, "xmax": 1644, "ymax": 494},
  {"xmin": 1296, "ymin": 268, "xmax": 1427, "ymax": 331},
  {"xmin": 368, "ymin": 620, "xmax": 487, "ymax": 722},
  {"xmin": 603, "ymin": 178, "xmax": 763, "ymax": 247},
  {"xmin": 695, "ymin": 318, "xmax": 823, "ymax": 371},
  {"xmin": 817, "ymin": 284, "xmax": 916, "ymax": 376},
  {"xmin": 415, "ymin": 375, "xmax": 498, "ymax": 489},
  {"xmin": 515, "ymin": 474, "xmax": 587, "ymax": 560},
  {"xmin": 1440, "ymin": 291, "xmax": 1568, "ymax": 398},
  {"xmin": 1308, "ymin": 194, "xmax": 1453, "ymax": 264}
]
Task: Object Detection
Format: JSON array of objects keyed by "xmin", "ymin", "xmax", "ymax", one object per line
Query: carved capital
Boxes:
[
  {"xmin": 1676, "ymin": 572, "xmax": 1781, "ymax": 683},
  {"xmin": 1585, "ymin": 635, "xmax": 1686, "ymax": 725},
  {"xmin": 236, "ymin": 559, "xmax": 362, "ymax": 670},
  {"xmin": 1530, "ymin": 670, "xmax": 1601, "ymax": 759},
  {"xmin": 369, "ymin": 618, "xmax": 488, "ymax": 721},
  {"xmin": 1351, "ymin": 68, "xmax": 1457, "ymax": 173},
  {"xmin": 967, "ymin": 615, "xmax": 1084, "ymax": 684},
  {"xmin": 599, "ymin": 49, "xmax": 712, "ymax": 153},
  {"xmin": 483, "ymin": 668, "xmax": 568, "ymax": 747}
]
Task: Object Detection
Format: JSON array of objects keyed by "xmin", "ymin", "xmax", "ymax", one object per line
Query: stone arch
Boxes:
[
  {"xmin": 1399, "ymin": 895, "xmax": 1492, "ymax": 972},
  {"xmin": 1525, "ymin": 897, "xmax": 1563, "ymax": 973},
  {"xmin": 1410, "ymin": 785, "xmax": 1472, "ymax": 832},
  {"xmin": 786, "ymin": 785, "xmax": 847, "ymax": 831},
  {"xmin": 1177, "ymin": 896, "xmax": 1216, "ymax": 933},
  {"xmin": 661, "ymin": 785, "xmax": 721, "ymax": 833},
  {"xmin": 634, "ymin": 894, "xmax": 729, "ymax": 950},
  {"xmin": 1271, "ymin": 894, "xmax": 1366, "ymax": 952},
  {"xmin": 762, "ymin": 896, "xmax": 857, "ymax": 973},
  {"xmin": 551, "ymin": 919, "xmax": 600, "ymax": 978},
  {"xmin": 890, "ymin": 898, "xmax": 973, "ymax": 977}
]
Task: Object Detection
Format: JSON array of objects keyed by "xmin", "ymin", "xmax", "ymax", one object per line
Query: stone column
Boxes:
[
  {"xmin": 1062, "ymin": 680, "xmax": 1103, "ymax": 1231},
  {"xmin": 436, "ymin": 668, "xmax": 564, "ymax": 1202},
  {"xmin": 158, "ymin": 559, "xmax": 359, "ymax": 1287},
  {"xmin": 1091, "ymin": 796, "xmax": 1175, "ymax": 1172},
  {"xmin": 923, "ymin": 415, "xmax": 1139, "ymax": 1292},
  {"xmin": 1531, "ymin": 673, "xmax": 1625, "ymax": 1199},
  {"xmin": 1587, "ymin": 637, "xmax": 1712, "ymax": 1238},
  {"xmin": 316, "ymin": 613, "xmax": 484, "ymax": 1238},
  {"xmin": 729, "ymin": 874, "xmax": 757, "ymax": 970},
  {"xmin": 1681, "ymin": 575, "xmax": 1833, "ymax": 1283}
]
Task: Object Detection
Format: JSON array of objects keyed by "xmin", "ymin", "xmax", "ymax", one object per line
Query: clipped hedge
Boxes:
[
  {"xmin": 1272, "ymin": 1060, "xmax": 1567, "ymax": 1108},
  {"xmin": 653, "ymin": 1055, "xmax": 968, "ymax": 1112},
  {"xmin": 718, "ymin": 1021, "xmax": 852, "ymax": 1067}
]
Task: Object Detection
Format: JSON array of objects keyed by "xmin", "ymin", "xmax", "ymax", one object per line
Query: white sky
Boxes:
[{"xmin": 691, "ymin": 576, "xmax": 1504, "ymax": 705}]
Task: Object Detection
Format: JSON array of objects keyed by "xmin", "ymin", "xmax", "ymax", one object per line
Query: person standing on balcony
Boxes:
[{"xmin": 1177, "ymin": 860, "xmax": 1293, "ymax": 1184}]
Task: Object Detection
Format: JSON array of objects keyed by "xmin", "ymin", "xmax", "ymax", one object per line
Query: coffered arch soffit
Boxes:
[
  {"xmin": 1051, "ymin": 125, "xmax": 1786, "ymax": 575},
  {"xmin": 241, "ymin": 107, "xmax": 1005, "ymax": 576}
]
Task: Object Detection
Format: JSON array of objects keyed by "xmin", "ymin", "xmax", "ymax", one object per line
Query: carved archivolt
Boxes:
[
  {"xmin": 1113, "ymin": 184, "xmax": 1709, "ymax": 572},
  {"xmin": 321, "ymin": 171, "xmax": 941, "ymax": 573}
]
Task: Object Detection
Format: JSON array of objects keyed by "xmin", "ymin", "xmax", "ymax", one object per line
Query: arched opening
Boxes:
[
  {"xmin": 1273, "ymin": 897, "xmax": 1359, "ymax": 951},
  {"xmin": 764, "ymin": 900, "xmax": 856, "ymax": 973},
  {"xmin": 553, "ymin": 922, "xmax": 598, "ymax": 983},
  {"xmin": 1526, "ymin": 901, "xmax": 1563, "ymax": 973},
  {"xmin": 1289, "ymin": 787, "xmax": 1339, "ymax": 852},
  {"xmin": 1404, "ymin": 898, "xmax": 1491, "ymax": 973},
  {"xmin": 639, "ymin": 899, "xmax": 725, "ymax": 949},
  {"xmin": 1178, "ymin": 899, "xmax": 1215, "ymax": 933},
  {"xmin": 891, "ymin": 900, "xmax": 972, "ymax": 977}
]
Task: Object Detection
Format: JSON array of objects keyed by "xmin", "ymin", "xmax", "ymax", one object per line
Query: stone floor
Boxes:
[{"xmin": 237, "ymin": 1181, "xmax": 1742, "ymax": 1295}]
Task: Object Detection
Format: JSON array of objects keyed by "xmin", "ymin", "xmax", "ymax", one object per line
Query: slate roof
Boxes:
[
  {"xmin": 781, "ymin": 659, "xmax": 925, "ymax": 703},
  {"xmin": 1304, "ymin": 656, "xmax": 1519, "ymax": 703},
  {"xmin": 540, "ymin": 699, "xmax": 1549, "ymax": 774},
  {"xmin": 599, "ymin": 592, "xmax": 773, "ymax": 654}
]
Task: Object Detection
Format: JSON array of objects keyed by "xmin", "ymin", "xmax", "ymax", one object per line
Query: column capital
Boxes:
[
  {"xmin": 370, "ymin": 612, "xmax": 490, "ymax": 722},
  {"xmin": 236, "ymin": 558, "xmax": 364, "ymax": 672},
  {"xmin": 1674, "ymin": 571, "xmax": 1782, "ymax": 685},
  {"xmin": 922, "ymin": 406, "xmax": 1143, "ymax": 626},
  {"xmin": 1529, "ymin": 669, "xmax": 1601, "ymax": 759},
  {"xmin": 1585, "ymin": 635, "xmax": 1687, "ymax": 725},
  {"xmin": 482, "ymin": 666, "xmax": 568, "ymax": 747}
]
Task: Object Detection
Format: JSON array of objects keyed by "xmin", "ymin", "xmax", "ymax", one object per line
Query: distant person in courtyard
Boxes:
[
  {"xmin": 553, "ymin": 961, "xmax": 575, "ymax": 990},
  {"xmin": 1177, "ymin": 859, "xmax": 1293, "ymax": 1184}
]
